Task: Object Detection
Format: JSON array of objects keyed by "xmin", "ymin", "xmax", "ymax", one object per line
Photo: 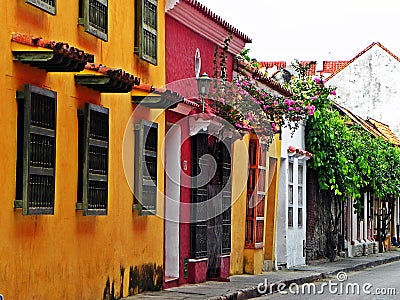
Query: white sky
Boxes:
[{"xmin": 197, "ymin": 0, "xmax": 400, "ymax": 62}]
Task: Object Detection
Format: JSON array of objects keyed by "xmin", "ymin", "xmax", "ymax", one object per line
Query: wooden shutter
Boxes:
[
  {"xmin": 245, "ymin": 139, "xmax": 266, "ymax": 248},
  {"xmin": 219, "ymin": 139, "xmax": 232, "ymax": 255},
  {"xmin": 136, "ymin": 0, "xmax": 158, "ymax": 65},
  {"xmin": 25, "ymin": 0, "xmax": 56, "ymax": 15},
  {"xmin": 190, "ymin": 134, "xmax": 208, "ymax": 258},
  {"xmin": 82, "ymin": 0, "xmax": 108, "ymax": 41},
  {"xmin": 15, "ymin": 84, "xmax": 57, "ymax": 215},
  {"xmin": 79, "ymin": 103, "xmax": 109, "ymax": 216},
  {"xmin": 134, "ymin": 120, "xmax": 158, "ymax": 215}
]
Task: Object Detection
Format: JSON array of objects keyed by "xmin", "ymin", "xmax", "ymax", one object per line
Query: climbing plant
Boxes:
[
  {"xmin": 209, "ymin": 47, "xmax": 313, "ymax": 145},
  {"xmin": 288, "ymin": 60, "xmax": 400, "ymax": 259}
]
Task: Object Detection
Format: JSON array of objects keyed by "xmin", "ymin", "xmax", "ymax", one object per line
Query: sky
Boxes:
[{"xmin": 196, "ymin": 0, "xmax": 400, "ymax": 62}]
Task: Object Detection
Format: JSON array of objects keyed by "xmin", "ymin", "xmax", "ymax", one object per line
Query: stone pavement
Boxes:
[{"xmin": 123, "ymin": 250, "xmax": 400, "ymax": 300}]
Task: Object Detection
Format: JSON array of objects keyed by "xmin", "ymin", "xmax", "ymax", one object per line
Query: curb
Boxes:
[{"xmin": 207, "ymin": 254, "xmax": 400, "ymax": 300}]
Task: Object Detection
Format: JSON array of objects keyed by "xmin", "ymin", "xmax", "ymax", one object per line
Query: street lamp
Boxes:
[{"xmin": 196, "ymin": 72, "xmax": 211, "ymax": 113}]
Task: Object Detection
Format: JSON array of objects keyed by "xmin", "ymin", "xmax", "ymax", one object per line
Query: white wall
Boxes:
[
  {"xmin": 328, "ymin": 44, "xmax": 400, "ymax": 137},
  {"xmin": 164, "ymin": 125, "xmax": 181, "ymax": 279},
  {"xmin": 275, "ymin": 123, "xmax": 307, "ymax": 268}
]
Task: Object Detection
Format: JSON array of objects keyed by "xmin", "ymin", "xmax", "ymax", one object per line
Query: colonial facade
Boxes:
[
  {"xmin": 164, "ymin": 0, "xmax": 251, "ymax": 286},
  {"xmin": 2, "ymin": 0, "xmax": 168, "ymax": 299},
  {"xmin": 275, "ymin": 124, "xmax": 312, "ymax": 268}
]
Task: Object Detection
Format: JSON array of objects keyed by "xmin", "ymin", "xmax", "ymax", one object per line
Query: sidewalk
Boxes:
[{"xmin": 123, "ymin": 250, "xmax": 400, "ymax": 300}]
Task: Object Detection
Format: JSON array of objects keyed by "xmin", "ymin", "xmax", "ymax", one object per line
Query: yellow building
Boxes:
[
  {"xmin": 230, "ymin": 57, "xmax": 290, "ymax": 275},
  {"xmin": 1, "ymin": 0, "xmax": 167, "ymax": 299}
]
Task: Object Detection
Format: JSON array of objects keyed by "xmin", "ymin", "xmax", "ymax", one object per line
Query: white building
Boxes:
[{"xmin": 275, "ymin": 123, "xmax": 312, "ymax": 269}]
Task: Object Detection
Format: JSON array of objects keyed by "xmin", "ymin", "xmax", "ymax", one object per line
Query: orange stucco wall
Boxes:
[{"xmin": 1, "ymin": 1, "xmax": 165, "ymax": 299}]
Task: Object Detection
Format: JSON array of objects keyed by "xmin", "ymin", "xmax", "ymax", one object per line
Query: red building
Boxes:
[{"xmin": 163, "ymin": 0, "xmax": 251, "ymax": 287}]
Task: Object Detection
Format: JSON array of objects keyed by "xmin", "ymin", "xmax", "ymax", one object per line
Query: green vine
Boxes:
[{"xmin": 291, "ymin": 65, "xmax": 400, "ymax": 206}]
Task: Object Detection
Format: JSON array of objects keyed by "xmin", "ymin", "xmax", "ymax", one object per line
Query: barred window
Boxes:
[
  {"xmin": 135, "ymin": 0, "xmax": 158, "ymax": 65},
  {"xmin": 15, "ymin": 85, "xmax": 57, "ymax": 215},
  {"xmin": 77, "ymin": 103, "xmax": 109, "ymax": 216},
  {"xmin": 79, "ymin": 0, "xmax": 108, "ymax": 41},
  {"xmin": 25, "ymin": 0, "xmax": 56, "ymax": 15},
  {"xmin": 134, "ymin": 120, "xmax": 158, "ymax": 215}
]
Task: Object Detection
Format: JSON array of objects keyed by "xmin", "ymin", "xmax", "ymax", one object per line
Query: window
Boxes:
[
  {"xmin": 25, "ymin": 0, "xmax": 56, "ymax": 15},
  {"xmin": 288, "ymin": 161, "xmax": 294, "ymax": 227},
  {"xmin": 79, "ymin": 0, "xmax": 108, "ymax": 41},
  {"xmin": 15, "ymin": 84, "xmax": 57, "ymax": 215},
  {"xmin": 134, "ymin": 120, "xmax": 158, "ymax": 215},
  {"xmin": 219, "ymin": 140, "xmax": 232, "ymax": 255},
  {"xmin": 298, "ymin": 163, "xmax": 303, "ymax": 227},
  {"xmin": 135, "ymin": 0, "xmax": 158, "ymax": 65},
  {"xmin": 77, "ymin": 103, "xmax": 109, "ymax": 216},
  {"xmin": 245, "ymin": 138, "xmax": 266, "ymax": 248}
]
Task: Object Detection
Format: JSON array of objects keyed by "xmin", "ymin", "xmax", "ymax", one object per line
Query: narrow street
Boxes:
[{"xmin": 252, "ymin": 261, "xmax": 400, "ymax": 300}]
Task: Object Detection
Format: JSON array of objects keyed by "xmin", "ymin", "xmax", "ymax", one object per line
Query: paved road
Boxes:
[{"xmin": 252, "ymin": 261, "xmax": 400, "ymax": 300}]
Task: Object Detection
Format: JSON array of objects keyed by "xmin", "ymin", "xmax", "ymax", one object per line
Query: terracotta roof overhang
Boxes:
[
  {"xmin": 333, "ymin": 102, "xmax": 400, "ymax": 146},
  {"xmin": 288, "ymin": 145, "xmax": 313, "ymax": 160},
  {"xmin": 11, "ymin": 33, "xmax": 94, "ymax": 72},
  {"xmin": 75, "ymin": 64, "xmax": 141, "ymax": 93},
  {"xmin": 132, "ymin": 87, "xmax": 185, "ymax": 109}
]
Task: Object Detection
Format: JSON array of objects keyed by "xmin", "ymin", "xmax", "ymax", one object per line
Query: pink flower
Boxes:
[
  {"xmin": 330, "ymin": 90, "xmax": 336, "ymax": 95},
  {"xmin": 273, "ymin": 101, "xmax": 279, "ymax": 106}
]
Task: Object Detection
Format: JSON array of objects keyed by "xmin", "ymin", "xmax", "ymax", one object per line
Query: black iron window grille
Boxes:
[
  {"xmin": 15, "ymin": 84, "xmax": 57, "ymax": 215},
  {"xmin": 25, "ymin": 0, "xmax": 56, "ymax": 15},
  {"xmin": 135, "ymin": 0, "xmax": 158, "ymax": 65},
  {"xmin": 79, "ymin": 0, "xmax": 108, "ymax": 41},
  {"xmin": 134, "ymin": 120, "xmax": 158, "ymax": 215},
  {"xmin": 77, "ymin": 103, "xmax": 109, "ymax": 216}
]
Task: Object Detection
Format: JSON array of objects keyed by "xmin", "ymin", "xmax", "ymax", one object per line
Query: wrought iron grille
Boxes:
[
  {"xmin": 134, "ymin": 120, "xmax": 158, "ymax": 215},
  {"xmin": 78, "ymin": 103, "xmax": 109, "ymax": 215},
  {"xmin": 136, "ymin": 0, "xmax": 158, "ymax": 64},
  {"xmin": 88, "ymin": 0, "xmax": 108, "ymax": 34},
  {"xmin": 15, "ymin": 84, "xmax": 57, "ymax": 215},
  {"xmin": 25, "ymin": 0, "xmax": 56, "ymax": 14}
]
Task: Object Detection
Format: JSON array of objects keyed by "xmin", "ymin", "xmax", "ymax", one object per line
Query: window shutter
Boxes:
[
  {"xmin": 25, "ymin": 0, "xmax": 56, "ymax": 15},
  {"xmin": 80, "ymin": 103, "xmax": 109, "ymax": 216},
  {"xmin": 219, "ymin": 139, "xmax": 232, "ymax": 255},
  {"xmin": 82, "ymin": 0, "xmax": 108, "ymax": 41},
  {"xmin": 136, "ymin": 0, "xmax": 158, "ymax": 65},
  {"xmin": 245, "ymin": 139, "xmax": 266, "ymax": 248},
  {"xmin": 134, "ymin": 120, "xmax": 158, "ymax": 215},
  {"xmin": 16, "ymin": 84, "xmax": 57, "ymax": 215},
  {"xmin": 190, "ymin": 134, "xmax": 209, "ymax": 258}
]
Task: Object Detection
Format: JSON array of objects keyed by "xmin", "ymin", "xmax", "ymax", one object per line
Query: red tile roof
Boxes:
[
  {"xmin": 260, "ymin": 60, "xmax": 349, "ymax": 77},
  {"xmin": 326, "ymin": 42, "xmax": 400, "ymax": 80},
  {"xmin": 288, "ymin": 145, "xmax": 313, "ymax": 159},
  {"xmin": 260, "ymin": 61, "xmax": 287, "ymax": 69},
  {"xmin": 12, "ymin": 33, "xmax": 94, "ymax": 63},
  {"xmin": 181, "ymin": 0, "xmax": 252, "ymax": 43}
]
